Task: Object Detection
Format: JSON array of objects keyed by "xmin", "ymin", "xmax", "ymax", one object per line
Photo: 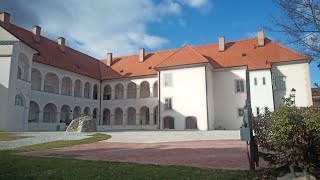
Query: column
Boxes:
[
  {"xmin": 39, "ymin": 111, "xmax": 44, "ymax": 123},
  {"xmin": 97, "ymin": 90, "xmax": 101, "ymax": 100},
  {"xmin": 56, "ymin": 112, "xmax": 61, "ymax": 123},
  {"xmin": 110, "ymin": 114, "xmax": 115, "ymax": 125},
  {"xmin": 111, "ymin": 90, "xmax": 115, "ymax": 100},
  {"xmin": 150, "ymin": 87, "xmax": 153, "ymax": 98},
  {"xmin": 41, "ymin": 78, "xmax": 45, "ymax": 91},
  {"xmin": 27, "ymin": 66, "xmax": 32, "ymax": 82},
  {"xmin": 149, "ymin": 112, "xmax": 154, "ymax": 125},
  {"xmin": 81, "ymin": 86, "xmax": 85, "ymax": 98},
  {"xmin": 137, "ymin": 87, "xmax": 140, "ymax": 99},
  {"xmin": 136, "ymin": 114, "xmax": 140, "ymax": 125},
  {"xmin": 123, "ymin": 89, "xmax": 127, "ymax": 99},
  {"xmin": 123, "ymin": 114, "xmax": 127, "ymax": 125},
  {"xmin": 71, "ymin": 84, "xmax": 75, "ymax": 96},
  {"xmin": 58, "ymin": 84, "xmax": 62, "ymax": 94}
]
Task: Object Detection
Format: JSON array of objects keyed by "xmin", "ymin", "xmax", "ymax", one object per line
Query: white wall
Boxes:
[
  {"xmin": 206, "ymin": 65, "xmax": 215, "ymax": 130},
  {"xmin": 212, "ymin": 68, "xmax": 247, "ymax": 130},
  {"xmin": 249, "ymin": 70, "xmax": 274, "ymax": 116},
  {"xmin": 159, "ymin": 66, "xmax": 208, "ymax": 130},
  {"xmin": 272, "ymin": 62, "xmax": 312, "ymax": 107}
]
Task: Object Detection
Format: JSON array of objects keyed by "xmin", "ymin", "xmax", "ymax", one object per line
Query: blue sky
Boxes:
[{"xmin": 2, "ymin": 0, "xmax": 319, "ymax": 86}]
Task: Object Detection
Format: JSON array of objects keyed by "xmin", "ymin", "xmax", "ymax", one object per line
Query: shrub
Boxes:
[{"xmin": 253, "ymin": 102, "xmax": 320, "ymax": 177}]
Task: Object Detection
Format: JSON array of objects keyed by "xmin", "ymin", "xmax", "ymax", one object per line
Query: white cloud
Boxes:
[
  {"xmin": 179, "ymin": 0, "xmax": 213, "ymax": 12},
  {"xmin": 6, "ymin": 0, "xmax": 213, "ymax": 58}
]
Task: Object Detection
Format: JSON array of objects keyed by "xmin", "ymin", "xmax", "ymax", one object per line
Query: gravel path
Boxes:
[
  {"xmin": 0, "ymin": 132, "xmax": 90, "ymax": 150},
  {"xmin": 101, "ymin": 130, "xmax": 240, "ymax": 143}
]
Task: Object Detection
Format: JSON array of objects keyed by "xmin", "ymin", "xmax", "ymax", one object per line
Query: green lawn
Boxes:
[
  {"xmin": 0, "ymin": 132, "xmax": 29, "ymax": 141},
  {"xmin": 0, "ymin": 132, "xmax": 285, "ymax": 179}
]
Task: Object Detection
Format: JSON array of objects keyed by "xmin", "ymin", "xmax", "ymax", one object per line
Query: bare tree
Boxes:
[{"xmin": 268, "ymin": 0, "xmax": 320, "ymax": 59}]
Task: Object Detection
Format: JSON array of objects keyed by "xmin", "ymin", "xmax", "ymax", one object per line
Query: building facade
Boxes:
[
  {"xmin": 312, "ymin": 88, "xmax": 320, "ymax": 107},
  {"xmin": 0, "ymin": 12, "xmax": 313, "ymax": 132}
]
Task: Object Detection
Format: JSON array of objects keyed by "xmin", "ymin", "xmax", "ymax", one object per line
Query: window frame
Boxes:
[
  {"xmin": 262, "ymin": 77, "xmax": 266, "ymax": 85},
  {"xmin": 164, "ymin": 73, "xmax": 173, "ymax": 87},
  {"xmin": 164, "ymin": 97, "xmax": 173, "ymax": 110},
  {"xmin": 254, "ymin": 78, "xmax": 258, "ymax": 86},
  {"xmin": 14, "ymin": 94, "xmax": 24, "ymax": 107},
  {"xmin": 237, "ymin": 108, "xmax": 244, "ymax": 117},
  {"xmin": 235, "ymin": 79, "xmax": 245, "ymax": 93}
]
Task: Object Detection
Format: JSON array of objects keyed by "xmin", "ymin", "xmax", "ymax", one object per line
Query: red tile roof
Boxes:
[{"xmin": 0, "ymin": 21, "xmax": 309, "ymax": 81}]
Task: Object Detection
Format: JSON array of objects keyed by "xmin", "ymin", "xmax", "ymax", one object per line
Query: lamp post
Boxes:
[{"xmin": 291, "ymin": 88, "xmax": 296, "ymax": 105}]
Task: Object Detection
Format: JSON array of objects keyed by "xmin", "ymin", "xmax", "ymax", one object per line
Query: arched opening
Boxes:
[
  {"xmin": 115, "ymin": 83, "xmax": 124, "ymax": 99},
  {"xmin": 93, "ymin": 84, "xmax": 98, "ymax": 100},
  {"xmin": 163, "ymin": 116, "xmax": 174, "ymax": 129},
  {"xmin": 60, "ymin": 105, "xmax": 71, "ymax": 124},
  {"xmin": 17, "ymin": 66, "xmax": 22, "ymax": 79},
  {"xmin": 73, "ymin": 106, "xmax": 81, "ymax": 119},
  {"xmin": 84, "ymin": 82, "xmax": 91, "ymax": 99},
  {"xmin": 103, "ymin": 84, "xmax": 112, "ymax": 100},
  {"xmin": 28, "ymin": 101, "xmax": 39, "ymax": 123},
  {"xmin": 93, "ymin": 108, "xmax": 99, "ymax": 119},
  {"xmin": 14, "ymin": 94, "xmax": 24, "ymax": 107},
  {"xmin": 153, "ymin": 81, "xmax": 158, "ymax": 97},
  {"xmin": 153, "ymin": 106, "xmax": 158, "ymax": 125},
  {"xmin": 127, "ymin": 107, "xmax": 136, "ymax": 125},
  {"xmin": 127, "ymin": 82, "xmax": 137, "ymax": 99},
  {"xmin": 43, "ymin": 103, "xmax": 57, "ymax": 123},
  {"xmin": 186, "ymin": 116, "xmax": 198, "ymax": 130},
  {"xmin": 103, "ymin": 108, "xmax": 110, "ymax": 125},
  {"xmin": 61, "ymin": 77, "xmax": 72, "ymax": 96},
  {"xmin": 31, "ymin": 68, "xmax": 41, "ymax": 90},
  {"xmin": 140, "ymin": 106, "xmax": 149, "ymax": 125},
  {"xmin": 74, "ymin": 80, "xmax": 82, "ymax": 97},
  {"xmin": 18, "ymin": 53, "xmax": 29, "ymax": 81},
  {"xmin": 84, "ymin": 107, "xmax": 90, "ymax": 115},
  {"xmin": 44, "ymin": 73, "xmax": 59, "ymax": 94},
  {"xmin": 115, "ymin": 107, "xmax": 123, "ymax": 125},
  {"xmin": 140, "ymin": 81, "xmax": 150, "ymax": 98}
]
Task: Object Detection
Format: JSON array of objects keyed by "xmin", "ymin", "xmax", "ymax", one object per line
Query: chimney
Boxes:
[
  {"xmin": 0, "ymin": 12, "xmax": 10, "ymax": 23},
  {"xmin": 106, "ymin": 53, "xmax": 112, "ymax": 66},
  {"xmin": 258, "ymin": 30, "xmax": 265, "ymax": 46},
  {"xmin": 58, "ymin": 37, "xmax": 65, "ymax": 52},
  {"xmin": 218, "ymin": 36, "xmax": 225, "ymax": 52},
  {"xmin": 32, "ymin": 26, "xmax": 41, "ymax": 43},
  {"xmin": 139, "ymin": 48, "xmax": 145, "ymax": 63}
]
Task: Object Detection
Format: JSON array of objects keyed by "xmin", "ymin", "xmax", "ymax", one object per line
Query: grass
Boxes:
[
  {"xmin": 0, "ymin": 132, "xmax": 30, "ymax": 141},
  {"xmin": 13, "ymin": 133, "xmax": 111, "ymax": 152},
  {"xmin": 0, "ymin": 150, "xmax": 284, "ymax": 180}
]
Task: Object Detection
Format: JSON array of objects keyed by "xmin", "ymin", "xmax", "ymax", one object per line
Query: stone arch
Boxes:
[
  {"xmin": 103, "ymin": 108, "xmax": 111, "ymax": 125},
  {"xmin": 18, "ymin": 53, "xmax": 29, "ymax": 81},
  {"xmin": 127, "ymin": 82, "xmax": 137, "ymax": 99},
  {"xmin": 153, "ymin": 105, "xmax": 159, "ymax": 125},
  {"xmin": 14, "ymin": 94, "xmax": 25, "ymax": 107},
  {"xmin": 93, "ymin": 84, "xmax": 99, "ymax": 100},
  {"xmin": 93, "ymin": 108, "xmax": 99, "ymax": 119},
  {"xmin": 140, "ymin": 106, "xmax": 150, "ymax": 125},
  {"xmin": 114, "ymin": 107, "xmax": 123, "ymax": 125},
  {"xmin": 84, "ymin": 82, "xmax": 91, "ymax": 99},
  {"xmin": 115, "ymin": 83, "xmax": 124, "ymax": 99},
  {"xmin": 31, "ymin": 68, "xmax": 42, "ymax": 90},
  {"xmin": 60, "ymin": 105, "xmax": 71, "ymax": 124},
  {"xmin": 103, "ymin": 84, "xmax": 112, "ymax": 100},
  {"xmin": 153, "ymin": 81, "xmax": 158, "ymax": 97},
  {"xmin": 186, "ymin": 116, "xmax": 198, "ymax": 130},
  {"xmin": 28, "ymin": 101, "xmax": 39, "ymax": 123},
  {"xmin": 84, "ymin": 107, "xmax": 90, "ymax": 115},
  {"xmin": 127, "ymin": 107, "xmax": 136, "ymax": 125},
  {"xmin": 61, "ymin": 77, "xmax": 72, "ymax": 96},
  {"xmin": 74, "ymin": 79, "xmax": 82, "ymax": 97},
  {"xmin": 140, "ymin": 81, "xmax": 150, "ymax": 98},
  {"xmin": 43, "ymin": 103, "xmax": 57, "ymax": 123},
  {"xmin": 44, "ymin": 72, "xmax": 59, "ymax": 94},
  {"xmin": 73, "ymin": 106, "xmax": 81, "ymax": 119},
  {"xmin": 163, "ymin": 116, "xmax": 174, "ymax": 129}
]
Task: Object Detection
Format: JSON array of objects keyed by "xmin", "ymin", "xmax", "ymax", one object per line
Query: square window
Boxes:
[
  {"xmin": 262, "ymin": 77, "xmax": 266, "ymax": 85},
  {"xmin": 254, "ymin": 78, "xmax": 257, "ymax": 86},
  {"xmin": 272, "ymin": 75, "xmax": 286, "ymax": 90},
  {"xmin": 164, "ymin": 73, "xmax": 173, "ymax": 87},
  {"xmin": 238, "ymin": 108, "xmax": 244, "ymax": 116},
  {"xmin": 256, "ymin": 107, "xmax": 260, "ymax": 115},
  {"xmin": 164, "ymin": 98, "xmax": 172, "ymax": 110},
  {"xmin": 264, "ymin": 107, "xmax": 268, "ymax": 113},
  {"xmin": 235, "ymin": 80, "xmax": 245, "ymax": 93}
]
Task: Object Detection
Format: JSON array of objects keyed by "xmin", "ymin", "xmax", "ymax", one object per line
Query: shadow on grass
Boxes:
[{"xmin": 0, "ymin": 132, "xmax": 30, "ymax": 141}]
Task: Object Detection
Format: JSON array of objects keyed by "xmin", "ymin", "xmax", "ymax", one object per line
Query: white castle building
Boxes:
[{"xmin": 0, "ymin": 12, "xmax": 313, "ymax": 132}]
